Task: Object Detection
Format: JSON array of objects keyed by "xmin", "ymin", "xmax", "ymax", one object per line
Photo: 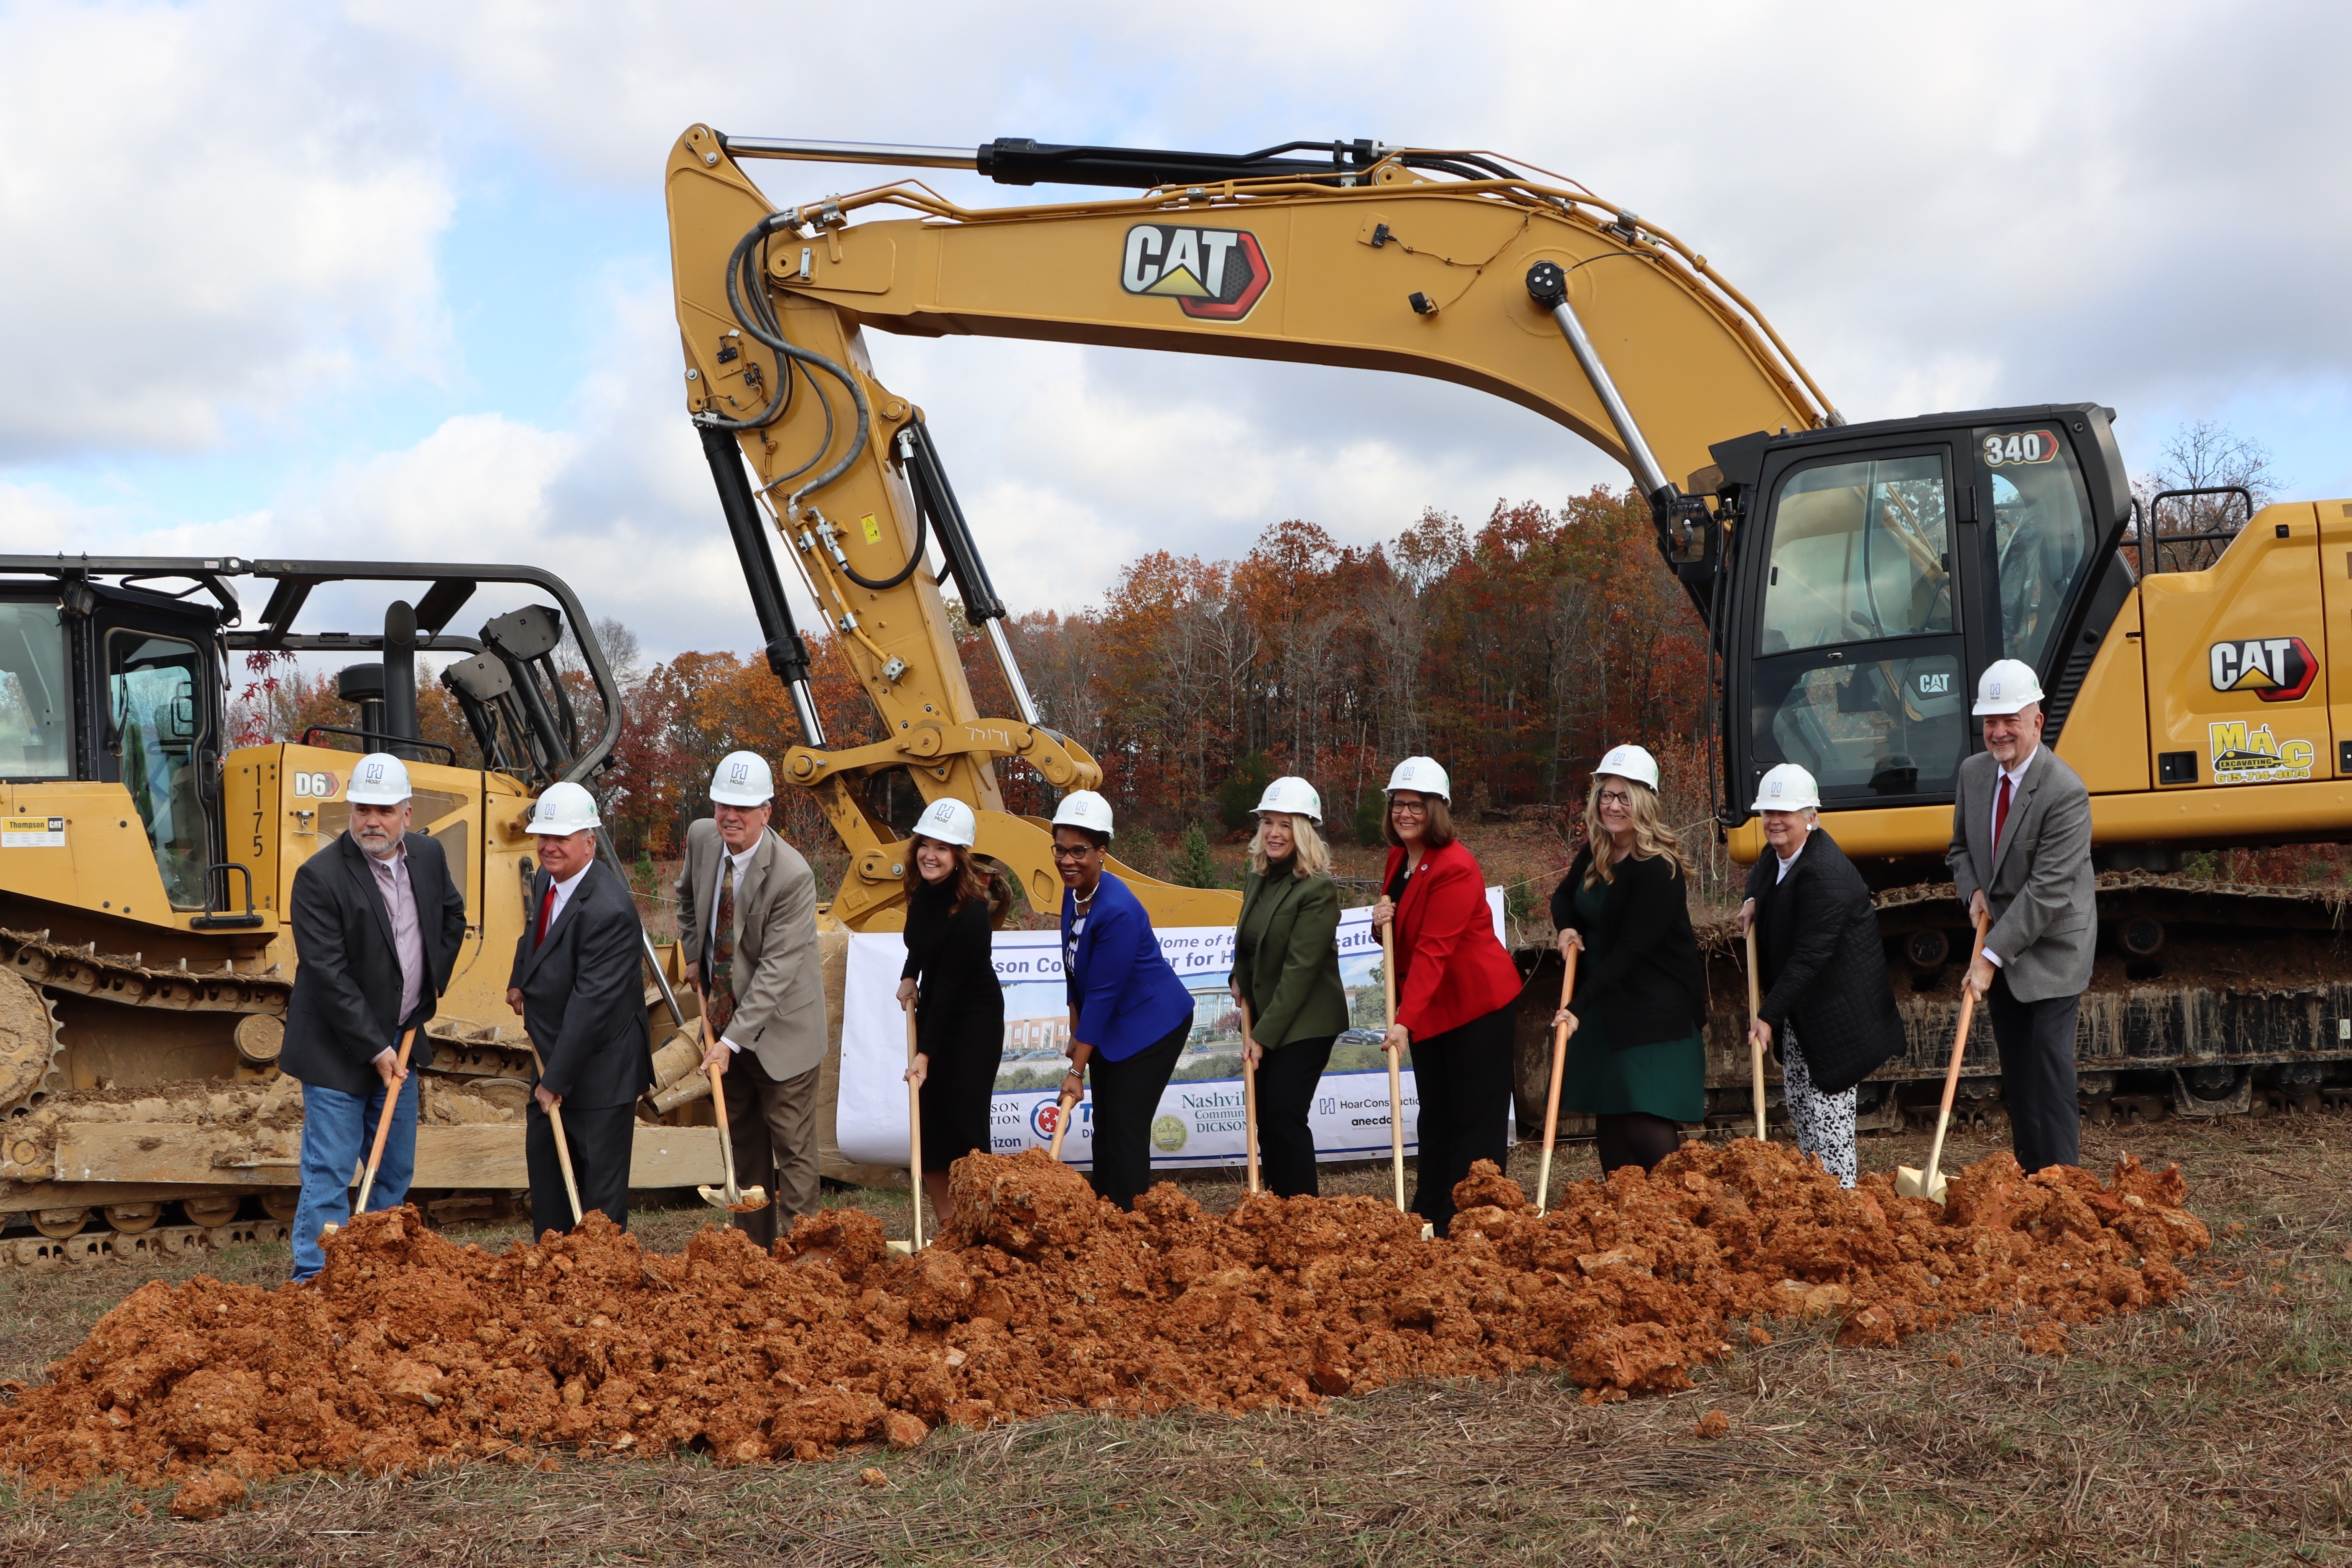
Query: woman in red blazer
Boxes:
[{"xmin": 1370, "ymin": 756, "xmax": 1523, "ymax": 1237}]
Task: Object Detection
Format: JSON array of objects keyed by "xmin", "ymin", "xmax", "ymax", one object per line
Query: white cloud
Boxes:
[
  {"xmin": 0, "ymin": 0, "xmax": 452, "ymax": 459},
  {"xmin": 9, "ymin": 0, "xmax": 2352, "ymax": 668}
]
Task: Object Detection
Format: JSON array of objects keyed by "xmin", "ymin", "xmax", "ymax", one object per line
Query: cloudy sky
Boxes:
[{"xmin": 4, "ymin": 1, "xmax": 2347, "ymax": 660}]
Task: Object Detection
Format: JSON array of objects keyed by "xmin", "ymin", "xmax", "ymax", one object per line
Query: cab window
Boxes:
[
  {"xmin": 0, "ymin": 602, "xmax": 71, "ymax": 779},
  {"xmin": 108, "ymin": 632, "xmax": 209, "ymax": 908},
  {"xmin": 1978, "ymin": 426, "xmax": 2094, "ymax": 671},
  {"xmin": 1759, "ymin": 454, "xmax": 1954, "ymax": 653}
]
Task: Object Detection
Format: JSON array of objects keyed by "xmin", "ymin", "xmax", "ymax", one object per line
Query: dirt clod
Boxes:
[
  {"xmin": 1695, "ymin": 1409, "xmax": 1730, "ymax": 1439},
  {"xmin": 167, "ymin": 1468, "xmax": 245, "ymax": 1519},
  {"xmin": 0, "ymin": 1144, "xmax": 2205, "ymax": 1497},
  {"xmin": 857, "ymin": 1466, "xmax": 889, "ymax": 1488}
]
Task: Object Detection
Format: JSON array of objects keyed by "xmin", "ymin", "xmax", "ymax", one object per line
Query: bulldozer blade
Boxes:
[{"xmin": 1893, "ymin": 1164, "xmax": 1947, "ymax": 1205}]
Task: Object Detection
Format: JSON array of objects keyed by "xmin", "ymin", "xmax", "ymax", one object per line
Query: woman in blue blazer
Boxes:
[{"xmin": 1052, "ymin": 790, "xmax": 1196, "ymax": 1209}]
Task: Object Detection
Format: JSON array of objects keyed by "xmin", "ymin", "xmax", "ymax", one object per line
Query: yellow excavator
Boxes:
[
  {"xmin": 663, "ymin": 128, "xmax": 2352, "ymax": 1128},
  {"xmin": 0, "ymin": 559, "xmax": 718, "ymax": 1261}
]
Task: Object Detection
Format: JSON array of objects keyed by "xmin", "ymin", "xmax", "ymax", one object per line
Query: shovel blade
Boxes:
[{"xmin": 1893, "ymin": 1164, "xmax": 1948, "ymax": 1205}]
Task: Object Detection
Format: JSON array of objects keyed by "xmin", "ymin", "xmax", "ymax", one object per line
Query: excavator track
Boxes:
[{"xmin": 1696, "ymin": 873, "xmax": 2352, "ymax": 1130}]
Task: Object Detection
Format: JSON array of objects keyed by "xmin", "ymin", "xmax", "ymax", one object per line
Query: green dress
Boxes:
[{"xmin": 1560, "ymin": 877, "xmax": 1707, "ymax": 1122}]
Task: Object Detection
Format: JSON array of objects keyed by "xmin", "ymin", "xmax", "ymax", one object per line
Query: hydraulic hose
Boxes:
[{"xmin": 708, "ymin": 210, "xmax": 873, "ymax": 518}]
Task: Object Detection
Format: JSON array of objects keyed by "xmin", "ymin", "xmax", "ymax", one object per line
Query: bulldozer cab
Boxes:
[{"xmin": 1716, "ymin": 403, "xmax": 2134, "ymax": 832}]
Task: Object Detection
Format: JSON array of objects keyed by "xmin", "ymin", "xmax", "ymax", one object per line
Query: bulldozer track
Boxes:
[
  {"xmin": 1, "ymin": 926, "xmax": 291, "ymax": 1016},
  {"xmin": 2, "ymin": 1218, "xmax": 293, "ymax": 1268}
]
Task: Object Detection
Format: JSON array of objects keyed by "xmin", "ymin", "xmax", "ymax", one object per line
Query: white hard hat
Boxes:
[
  {"xmin": 1384, "ymin": 756, "xmax": 1451, "ymax": 802},
  {"xmin": 1051, "ymin": 790, "xmax": 1115, "ymax": 839},
  {"xmin": 1750, "ymin": 762, "xmax": 1821, "ymax": 813},
  {"xmin": 1595, "ymin": 744, "xmax": 1661, "ymax": 792},
  {"xmin": 1252, "ymin": 776, "xmax": 1323, "ymax": 824},
  {"xmin": 346, "ymin": 752, "xmax": 412, "ymax": 806},
  {"xmin": 1972, "ymin": 659, "xmax": 2046, "ymax": 716},
  {"xmin": 527, "ymin": 781, "xmax": 600, "ymax": 836},
  {"xmin": 709, "ymin": 750, "xmax": 775, "ymax": 807},
  {"xmin": 910, "ymin": 797, "xmax": 977, "ymax": 848}
]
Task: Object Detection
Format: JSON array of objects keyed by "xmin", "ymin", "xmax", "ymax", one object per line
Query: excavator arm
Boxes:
[{"xmin": 663, "ymin": 126, "xmax": 1835, "ymax": 928}]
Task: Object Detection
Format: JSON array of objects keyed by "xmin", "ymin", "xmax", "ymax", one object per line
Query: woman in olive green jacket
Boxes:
[{"xmin": 1229, "ymin": 777, "xmax": 1349, "ymax": 1196}]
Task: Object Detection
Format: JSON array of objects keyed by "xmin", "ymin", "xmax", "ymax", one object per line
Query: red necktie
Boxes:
[
  {"xmin": 1993, "ymin": 773, "xmax": 2013, "ymax": 849},
  {"xmin": 536, "ymin": 883, "xmax": 556, "ymax": 945}
]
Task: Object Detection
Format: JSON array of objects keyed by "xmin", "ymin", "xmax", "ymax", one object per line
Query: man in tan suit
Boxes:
[{"xmin": 675, "ymin": 750, "xmax": 826, "ymax": 1241}]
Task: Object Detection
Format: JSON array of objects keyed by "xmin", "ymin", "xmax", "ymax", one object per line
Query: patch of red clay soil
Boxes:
[{"xmin": 0, "ymin": 1143, "xmax": 2205, "ymax": 1499}]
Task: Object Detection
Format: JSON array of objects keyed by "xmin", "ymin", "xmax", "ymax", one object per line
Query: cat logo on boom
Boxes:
[
  {"xmin": 1119, "ymin": 224, "xmax": 1272, "ymax": 321},
  {"xmin": 2209, "ymin": 636, "xmax": 2317, "ymax": 702}
]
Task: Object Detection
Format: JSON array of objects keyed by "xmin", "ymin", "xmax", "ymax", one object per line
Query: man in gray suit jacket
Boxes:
[
  {"xmin": 1947, "ymin": 658, "xmax": 2095, "ymax": 1174},
  {"xmin": 676, "ymin": 750, "xmax": 827, "ymax": 1242}
]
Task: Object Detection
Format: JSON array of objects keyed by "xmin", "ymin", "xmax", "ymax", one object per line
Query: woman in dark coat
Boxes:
[
  {"xmin": 1550, "ymin": 744, "xmax": 1707, "ymax": 1176},
  {"xmin": 1230, "ymin": 776, "xmax": 1348, "ymax": 1197},
  {"xmin": 1736, "ymin": 763, "xmax": 1906, "ymax": 1187},
  {"xmin": 898, "ymin": 798, "xmax": 1009, "ymax": 1227}
]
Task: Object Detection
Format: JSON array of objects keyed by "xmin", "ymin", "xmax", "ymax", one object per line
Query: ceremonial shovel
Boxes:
[
  {"xmin": 527, "ymin": 1043, "xmax": 584, "ymax": 1226},
  {"xmin": 1533, "ymin": 945, "xmax": 1580, "ymax": 1216},
  {"xmin": 1238, "ymin": 999, "xmax": 1262, "ymax": 1196},
  {"xmin": 1379, "ymin": 926, "xmax": 1408, "ymax": 1214},
  {"xmin": 1896, "ymin": 910, "xmax": 1993, "ymax": 1206},
  {"xmin": 903, "ymin": 998, "xmax": 925, "ymax": 1250},
  {"xmin": 1048, "ymin": 1037, "xmax": 1092, "ymax": 1161},
  {"xmin": 696, "ymin": 1005, "xmax": 770, "ymax": 1214},
  {"xmin": 352, "ymin": 1026, "xmax": 418, "ymax": 1215},
  {"xmin": 1746, "ymin": 924, "xmax": 1768, "ymax": 1142}
]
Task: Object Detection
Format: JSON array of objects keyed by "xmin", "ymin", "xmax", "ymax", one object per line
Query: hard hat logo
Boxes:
[{"xmin": 1119, "ymin": 224, "xmax": 1272, "ymax": 321}]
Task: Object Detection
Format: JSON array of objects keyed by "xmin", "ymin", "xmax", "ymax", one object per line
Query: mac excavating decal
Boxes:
[
  {"xmin": 1120, "ymin": 224, "xmax": 1271, "ymax": 320},
  {"xmin": 2209, "ymin": 720, "xmax": 2317, "ymax": 783}
]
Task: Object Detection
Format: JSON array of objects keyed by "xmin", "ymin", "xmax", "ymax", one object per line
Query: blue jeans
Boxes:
[{"xmin": 290, "ymin": 1071, "xmax": 418, "ymax": 1281}]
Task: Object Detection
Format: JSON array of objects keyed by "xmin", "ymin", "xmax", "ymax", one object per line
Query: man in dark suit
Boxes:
[
  {"xmin": 284, "ymin": 752, "xmax": 469, "ymax": 1281},
  {"xmin": 506, "ymin": 781, "xmax": 653, "ymax": 1236},
  {"xmin": 1949, "ymin": 658, "xmax": 2096, "ymax": 1175}
]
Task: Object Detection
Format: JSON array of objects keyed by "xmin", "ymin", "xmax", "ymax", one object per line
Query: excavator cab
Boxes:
[{"xmin": 1711, "ymin": 403, "xmax": 2133, "ymax": 863}]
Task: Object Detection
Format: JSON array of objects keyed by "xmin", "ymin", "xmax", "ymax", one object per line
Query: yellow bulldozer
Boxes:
[
  {"xmin": 0, "ymin": 558, "xmax": 719, "ymax": 1263},
  {"xmin": 658, "ymin": 128, "xmax": 2352, "ymax": 1129}
]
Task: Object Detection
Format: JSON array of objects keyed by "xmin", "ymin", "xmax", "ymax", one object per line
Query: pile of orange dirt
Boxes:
[{"xmin": 0, "ymin": 1142, "xmax": 2206, "ymax": 1512}]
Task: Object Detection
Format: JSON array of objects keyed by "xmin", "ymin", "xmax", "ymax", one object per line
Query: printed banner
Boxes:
[{"xmin": 836, "ymin": 889, "xmax": 1508, "ymax": 1172}]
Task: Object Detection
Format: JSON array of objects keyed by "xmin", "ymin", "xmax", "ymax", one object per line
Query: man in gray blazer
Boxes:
[
  {"xmin": 1947, "ymin": 658, "xmax": 2095, "ymax": 1174},
  {"xmin": 676, "ymin": 750, "xmax": 827, "ymax": 1242}
]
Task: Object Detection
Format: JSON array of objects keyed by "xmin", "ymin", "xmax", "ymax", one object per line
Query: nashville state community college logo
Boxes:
[
  {"xmin": 1119, "ymin": 224, "xmax": 1271, "ymax": 320},
  {"xmin": 2209, "ymin": 637, "xmax": 2317, "ymax": 702}
]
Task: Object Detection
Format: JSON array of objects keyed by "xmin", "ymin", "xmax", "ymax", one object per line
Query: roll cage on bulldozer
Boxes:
[{"xmin": 663, "ymin": 127, "xmax": 2352, "ymax": 1119}]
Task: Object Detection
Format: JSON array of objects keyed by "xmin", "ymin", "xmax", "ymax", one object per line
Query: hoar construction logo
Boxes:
[
  {"xmin": 2209, "ymin": 636, "xmax": 2317, "ymax": 702},
  {"xmin": 1120, "ymin": 224, "xmax": 1270, "ymax": 320},
  {"xmin": 2209, "ymin": 720, "xmax": 2316, "ymax": 783}
]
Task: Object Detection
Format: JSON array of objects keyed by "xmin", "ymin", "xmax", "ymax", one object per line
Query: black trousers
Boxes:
[
  {"xmin": 1254, "ymin": 1035, "xmax": 1335, "ymax": 1198},
  {"xmin": 1408, "ymin": 1003, "xmax": 1516, "ymax": 1237},
  {"xmin": 1086, "ymin": 1021, "xmax": 1188, "ymax": 1211},
  {"xmin": 1986, "ymin": 972, "xmax": 2081, "ymax": 1175},
  {"xmin": 527, "ymin": 1100, "xmax": 635, "ymax": 1239}
]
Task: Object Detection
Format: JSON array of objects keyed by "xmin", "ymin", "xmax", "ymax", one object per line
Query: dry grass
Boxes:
[{"xmin": 3, "ymin": 1117, "xmax": 2349, "ymax": 1566}]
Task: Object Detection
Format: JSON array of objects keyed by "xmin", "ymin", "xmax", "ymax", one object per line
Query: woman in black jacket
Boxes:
[
  {"xmin": 1549, "ymin": 745, "xmax": 1708, "ymax": 1175},
  {"xmin": 897, "ymin": 798, "xmax": 1010, "ymax": 1226},
  {"xmin": 1736, "ymin": 764, "xmax": 1905, "ymax": 1187}
]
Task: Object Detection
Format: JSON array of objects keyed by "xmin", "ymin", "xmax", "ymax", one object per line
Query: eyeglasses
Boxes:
[
  {"xmin": 1390, "ymin": 801, "xmax": 1430, "ymax": 818},
  {"xmin": 1597, "ymin": 790, "xmax": 1634, "ymax": 807},
  {"xmin": 1050, "ymin": 844, "xmax": 1099, "ymax": 861}
]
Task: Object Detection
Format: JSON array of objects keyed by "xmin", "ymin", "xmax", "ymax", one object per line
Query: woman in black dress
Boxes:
[{"xmin": 897, "ymin": 798, "xmax": 1009, "ymax": 1226}]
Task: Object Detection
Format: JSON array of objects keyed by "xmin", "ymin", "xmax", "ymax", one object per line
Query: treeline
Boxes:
[{"xmin": 236, "ymin": 486, "xmax": 1722, "ymax": 889}]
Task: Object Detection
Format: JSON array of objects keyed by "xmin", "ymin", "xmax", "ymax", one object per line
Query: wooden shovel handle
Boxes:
[
  {"xmin": 1380, "ymin": 924, "xmax": 1407, "ymax": 1215},
  {"xmin": 1921, "ymin": 910, "xmax": 1993, "ymax": 1193},
  {"xmin": 904, "ymin": 998, "xmax": 925, "ymax": 1250},
  {"xmin": 1050, "ymin": 1041, "xmax": 1093, "ymax": 1160},
  {"xmin": 1535, "ymin": 944, "xmax": 1578, "ymax": 1217},
  {"xmin": 353, "ymin": 1026, "xmax": 418, "ymax": 1215},
  {"xmin": 1746, "ymin": 923, "xmax": 1767, "ymax": 1141},
  {"xmin": 1238, "ymin": 999, "xmax": 1261, "ymax": 1196}
]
